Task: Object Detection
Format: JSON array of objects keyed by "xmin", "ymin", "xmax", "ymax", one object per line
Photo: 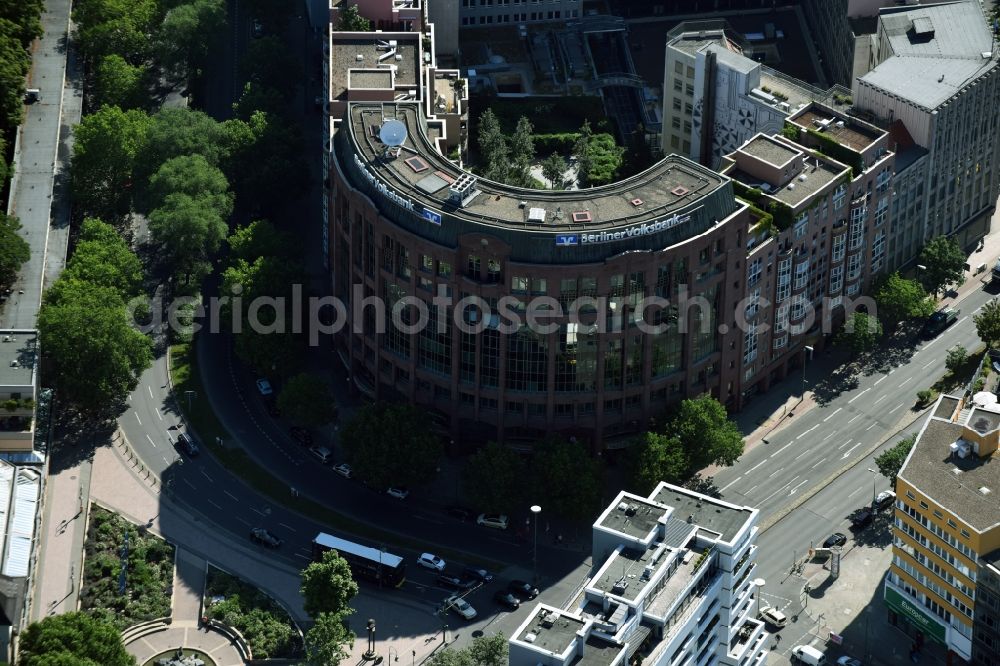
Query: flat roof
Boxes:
[
  {"xmin": 644, "ymin": 548, "xmax": 703, "ymax": 617},
  {"xmin": 0, "ymin": 333, "xmax": 36, "ymax": 388},
  {"xmin": 592, "ymin": 547, "xmax": 659, "ymax": 602},
  {"xmin": 345, "ymin": 103, "xmax": 729, "ymax": 231},
  {"xmin": 649, "ymin": 486, "xmax": 753, "ymax": 542},
  {"xmin": 330, "ymin": 37, "xmax": 419, "ymax": 101},
  {"xmin": 598, "ymin": 495, "xmax": 667, "ymax": 539},
  {"xmin": 739, "ymin": 135, "xmax": 799, "ymax": 167},
  {"xmin": 900, "ymin": 414, "xmax": 1000, "ymax": 533},
  {"xmin": 574, "ymin": 636, "xmax": 623, "ymax": 666},
  {"xmin": 516, "ymin": 607, "xmax": 585, "ymax": 655},
  {"xmin": 727, "ymin": 159, "xmax": 844, "ymax": 209},
  {"xmin": 793, "ymin": 109, "xmax": 883, "ymax": 152},
  {"xmin": 668, "ymin": 31, "xmax": 728, "ymax": 56}
]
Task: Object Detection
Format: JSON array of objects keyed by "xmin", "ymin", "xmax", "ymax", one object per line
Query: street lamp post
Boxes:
[
  {"xmin": 411, "ymin": 650, "xmax": 416, "ymax": 666},
  {"xmin": 866, "ymin": 468, "xmax": 879, "ymax": 508},
  {"xmin": 801, "ymin": 346, "xmax": 814, "ymax": 398},
  {"xmin": 530, "ymin": 505, "xmax": 541, "ymax": 585},
  {"xmin": 387, "ymin": 647, "xmax": 399, "ymax": 662},
  {"xmin": 753, "ymin": 578, "xmax": 766, "ymax": 617},
  {"xmin": 363, "ymin": 619, "xmax": 376, "ymax": 660}
]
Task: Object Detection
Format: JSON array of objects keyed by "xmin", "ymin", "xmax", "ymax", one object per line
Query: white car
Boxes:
[
  {"xmin": 758, "ymin": 606, "xmax": 788, "ymax": 628},
  {"xmin": 476, "ymin": 513, "xmax": 509, "ymax": 530},
  {"xmin": 386, "ymin": 486, "xmax": 409, "ymax": 500},
  {"xmin": 874, "ymin": 490, "xmax": 896, "ymax": 510},
  {"xmin": 417, "ymin": 553, "xmax": 446, "ymax": 571},
  {"xmin": 333, "ymin": 463, "xmax": 353, "ymax": 479},
  {"xmin": 443, "ymin": 594, "xmax": 477, "ymax": 620},
  {"xmin": 256, "ymin": 378, "xmax": 273, "ymax": 396}
]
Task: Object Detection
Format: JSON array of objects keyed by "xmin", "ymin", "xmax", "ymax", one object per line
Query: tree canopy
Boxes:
[
  {"xmin": 874, "ymin": 434, "xmax": 916, "ymax": 485},
  {"xmin": 508, "ymin": 116, "xmax": 534, "ymax": 187},
  {"xmin": 477, "ymin": 108, "xmax": 510, "ymax": 184},
  {"xmin": 974, "ymin": 298, "xmax": 1000, "ymax": 349},
  {"xmin": 38, "ymin": 279, "xmax": 152, "ymax": 412},
  {"xmin": 0, "ymin": 212, "xmax": 30, "ymax": 289},
  {"xmin": 628, "ymin": 430, "xmax": 687, "ymax": 496},
  {"xmin": 156, "ymin": 0, "xmax": 225, "ymax": 79},
  {"xmin": 670, "ymin": 394, "xmax": 745, "ymax": 475},
  {"xmin": 92, "ymin": 54, "xmax": 149, "ymax": 110},
  {"xmin": 918, "ymin": 236, "xmax": 966, "ymax": 296},
  {"xmin": 341, "ymin": 403, "xmax": 443, "ymax": 489},
  {"xmin": 240, "ymin": 35, "xmax": 302, "ymax": 98},
  {"xmin": 337, "ymin": 4, "xmax": 372, "ymax": 31},
  {"xmin": 227, "ymin": 219, "xmax": 292, "ymax": 261},
  {"xmin": 300, "ymin": 549, "xmax": 358, "ymax": 619},
  {"xmin": 148, "ymin": 192, "xmax": 228, "ymax": 285},
  {"xmin": 72, "ymin": 0, "xmax": 158, "ymax": 65},
  {"xmin": 874, "ymin": 272, "xmax": 934, "ymax": 325},
  {"xmin": 529, "ymin": 437, "xmax": 604, "ymax": 521},
  {"xmin": 277, "ymin": 373, "xmax": 337, "ymax": 428},
  {"xmin": 63, "ymin": 218, "xmax": 143, "ymax": 298},
  {"xmin": 18, "ymin": 611, "xmax": 135, "ymax": 666},
  {"xmin": 541, "ymin": 152, "xmax": 566, "ymax": 189},
  {"xmin": 146, "ymin": 154, "xmax": 233, "ymax": 217},
  {"xmin": 837, "ymin": 311, "xmax": 882, "ymax": 356},
  {"xmin": 304, "ymin": 611, "xmax": 354, "ymax": 666},
  {"xmin": 425, "ymin": 634, "xmax": 508, "ymax": 666},
  {"xmin": 462, "ymin": 442, "xmax": 526, "ymax": 515}
]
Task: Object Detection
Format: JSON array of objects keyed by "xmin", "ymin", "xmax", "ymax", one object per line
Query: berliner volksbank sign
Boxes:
[{"xmin": 555, "ymin": 210, "xmax": 697, "ymax": 246}]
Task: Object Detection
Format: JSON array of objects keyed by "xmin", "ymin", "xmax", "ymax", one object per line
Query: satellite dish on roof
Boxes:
[{"xmin": 379, "ymin": 119, "xmax": 408, "ymax": 147}]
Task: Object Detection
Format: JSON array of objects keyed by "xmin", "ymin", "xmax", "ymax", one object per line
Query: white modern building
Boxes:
[{"xmin": 509, "ymin": 484, "xmax": 765, "ymax": 666}]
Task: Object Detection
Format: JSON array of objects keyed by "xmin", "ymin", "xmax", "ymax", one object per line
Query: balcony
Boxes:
[{"xmin": 729, "ymin": 618, "xmax": 765, "ymax": 660}]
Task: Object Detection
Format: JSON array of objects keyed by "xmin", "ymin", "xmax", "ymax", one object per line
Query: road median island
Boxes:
[{"xmin": 166, "ymin": 339, "xmax": 502, "ymax": 570}]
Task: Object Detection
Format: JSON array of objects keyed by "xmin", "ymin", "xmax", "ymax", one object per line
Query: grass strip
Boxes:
[{"xmin": 168, "ymin": 340, "xmax": 502, "ymax": 570}]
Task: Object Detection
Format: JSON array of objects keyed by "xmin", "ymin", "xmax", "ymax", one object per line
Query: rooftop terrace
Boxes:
[
  {"xmin": 516, "ymin": 607, "xmax": 586, "ymax": 656},
  {"xmin": 0, "ymin": 333, "xmax": 36, "ymax": 389},
  {"xmin": 793, "ymin": 108, "xmax": 883, "ymax": 152},
  {"xmin": 597, "ymin": 496, "xmax": 667, "ymax": 540},
  {"xmin": 344, "ymin": 103, "xmax": 729, "ymax": 232},
  {"xmin": 649, "ymin": 485, "xmax": 753, "ymax": 543},
  {"xmin": 330, "ymin": 37, "xmax": 419, "ymax": 101}
]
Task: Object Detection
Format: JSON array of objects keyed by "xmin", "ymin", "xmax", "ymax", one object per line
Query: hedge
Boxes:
[
  {"xmin": 806, "ymin": 127, "xmax": 864, "ymax": 175},
  {"xmin": 532, "ymin": 132, "xmax": 579, "ymax": 155}
]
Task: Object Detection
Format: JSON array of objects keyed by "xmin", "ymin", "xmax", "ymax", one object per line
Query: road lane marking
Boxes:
[
  {"xmin": 294, "ymin": 553, "xmax": 311, "ymax": 561},
  {"xmin": 145, "ymin": 434, "xmax": 156, "ymax": 448},
  {"xmin": 890, "ymin": 403, "xmax": 905, "ymax": 413},
  {"xmin": 134, "ymin": 412, "xmax": 142, "ymax": 426},
  {"xmin": 201, "ymin": 469, "xmax": 212, "ymax": 481},
  {"xmin": 760, "ymin": 476, "xmax": 798, "ymax": 504},
  {"xmin": 923, "ymin": 336, "xmax": 942, "ymax": 350},
  {"xmin": 848, "ymin": 388, "xmax": 870, "ymax": 404},
  {"xmin": 719, "ymin": 476, "xmax": 743, "ymax": 492},
  {"xmin": 148, "ymin": 386, "xmax": 154, "ymax": 399},
  {"xmin": 413, "ymin": 514, "xmax": 445, "ymax": 525},
  {"xmin": 898, "ymin": 377, "xmax": 913, "ymax": 388},
  {"xmin": 208, "ymin": 500, "xmax": 222, "ymax": 510},
  {"xmin": 810, "ymin": 458, "xmax": 827, "ymax": 469},
  {"xmin": 251, "ymin": 507, "xmax": 265, "ymax": 516},
  {"xmin": 956, "ymin": 315, "xmax": 969, "ymax": 327},
  {"xmin": 866, "ymin": 423, "xmax": 878, "ymax": 431},
  {"xmin": 822, "ymin": 408, "xmax": 842, "ymax": 423},
  {"xmin": 183, "ymin": 478, "xmax": 195, "ymax": 489},
  {"xmin": 873, "ymin": 395, "xmax": 887, "ymax": 405},
  {"xmin": 837, "ymin": 439, "xmax": 853, "ymax": 450},
  {"xmin": 874, "ymin": 376, "xmax": 886, "ymax": 386},
  {"xmin": 848, "ymin": 486, "xmax": 864, "ymax": 498},
  {"xmin": 236, "ymin": 517, "xmax": 251, "ymax": 526},
  {"xmin": 767, "ymin": 467, "xmax": 785, "ymax": 479},
  {"xmin": 923, "ymin": 360, "xmax": 935, "ymax": 369},
  {"xmin": 794, "ymin": 449, "xmax": 811, "ymax": 461},
  {"xmin": 788, "ymin": 479, "xmax": 808, "ymax": 495},
  {"xmin": 974, "ymin": 305, "xmax": 984, "ymax": 314},
  {"xmin": 747, "ymin": 460, "xmax": 767, "ymax": 474},
  {"xmin": 842, "ymin": 442, "xmax": 862, "ymax": 458},
  {"xmin": 279, "ymin": 522, "xmax": 296, "ymax": 531},
  {"xmin": 848, "ymin": 414, "xmax": 863, "ymax": 424},
  {"xmin": 224, "ymin": 491, "xmax": 239, "ymax": 502},
  {"xmin": 156, "ymin": 409, "xmax": 162, "ymax": 421},
  {"xmin": 771, "ymin": 441, "xmax": 795, "ymax": 457},
  {"xmin": 821, "ymin": 431, "xmax": 836, "ymax": 443},
  {"xmin": 796, "ymin": 425, "xmax": 819, "ymax": 440}
]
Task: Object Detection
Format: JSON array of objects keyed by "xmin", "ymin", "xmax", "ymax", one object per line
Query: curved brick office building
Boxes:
[{"xmin": 329, "ymin": 102, "xmax": 751, "ymax": 448}]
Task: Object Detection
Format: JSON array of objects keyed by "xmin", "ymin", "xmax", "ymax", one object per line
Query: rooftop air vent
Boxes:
[
  {"xmin": 952, "ymin": 468, "xmax": 963, "ymax": 475},
  {"xmin": 671, "ymin": 186, "xmax": 690, "ymax": 196},
  {"xmin": 448, "ymin": 173, "xmax": 478, "ymax": 207},
  {"xmin": 686, "ymin": 515, "xmax": 693, "ymax": 524},
  {"xmin": 572, "ymin": 211, "xmax": 592, "ymax": 223},
  {"xmin": 787, "ymin": 183, "xmax": 796, "ymax": 190},
  {"xmin": 938, "ymin": 75, "xmax": 945, "ymax": 83},
  {"xmin": 798, "ymin": 174, "xmax": 807, "ymax": 182},
  {"xmin": 527, "ymin": 207, "xmax": 546, "ymax": 223},
  {"xmin": 980, "ymin": 486, "xmax": 992, "ymax": 495},
  {"xmin": 542, "ymin": 612, "xmax": 558, "ymax": 626},
  {"xmin": 9, "ymin": 360, "xmax": 16, "ymax": 368},
  {"xmin": 523, "ymin": 633, "xmax": 537, "ymax": 643},
  {"xmin": 356, "ymin": 54, "xmax": 364, "ymax": 61},
  {"xmin": 618, "ymin": 501, "xmax": 630, "ymax": 512},
  {"xmin": 631, "ymin": 198, "xmax": 643, "ymax": 207},
  {"xmin": 611, "ymin": 577, "xmax": 629, "ymax": 595}
]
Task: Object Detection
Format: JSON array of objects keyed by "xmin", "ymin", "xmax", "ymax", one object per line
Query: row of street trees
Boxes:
[{"xmin": 0, "ymin": 0, "xmax": 44, "ymax": 187}]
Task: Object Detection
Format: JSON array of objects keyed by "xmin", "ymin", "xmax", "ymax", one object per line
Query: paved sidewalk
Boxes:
[
  {"xmin": 173, "ymin": 549, "xmax": 207, "ymax": 627},
  {"xmin": 125, "ymin": 627, "xmax": 243, "ymax": 666}
]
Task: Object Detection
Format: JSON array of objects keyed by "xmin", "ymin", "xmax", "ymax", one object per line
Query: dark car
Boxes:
[
  {"xmin": 823, "ymin": 532, "xmax": 848, "ymax": 548},
  {"xmin": 850, "ymin": 508, "xmax": 873, "ymax": 529},
  {"xmin": 494, "ymin": 590, "xmax": 520, "ymax": 610},
  {"xmin": 290, "ymin": 427, "xmax": 312, "ymax": 446},
  {"xmin": 250, "ymin": 527, "xmax": 282, "ymax": 548},
  {"xmin": 508, "ymin": 580, "xmax": 539, "ymax": 599},
  {"xmin": 922, "ymin": 308, "xmax": 959, "ymax": 338},
  {"xmin": 462, "ymin": 567, "xmax": 494, "ymax": 583},
  {"xmin": 251, "ymin": 18, "xmax": 264, "ymax": 38},
  {"xmin": 176, "ymin": 433, "xmax": 199, "ymax": 457},
  {"xmin": 446, "ymin": 505, "xmax": 474, "ymax": 521}
]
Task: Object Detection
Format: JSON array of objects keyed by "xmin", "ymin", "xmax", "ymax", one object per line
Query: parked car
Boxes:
[
  {"xmin": 256, "ymin": 378, "xmax": 273, "ymax": 395},
  {"xmin": 791, "ymin": 644, "xmax": 827, "ymax": 666},
  {"xmin": 508, "ymin": 580, "xmax": 539, "ymax": 599},
  {"xmin": 477, "ymin": 513, "xmax": 509, "ymax": 530},
  {"xmin": 175, "ymin": 432, "xmax": 199, "ymax": 457},
  {"xmin": 290, "ymin": 427, "xmax": 312, "ymax": 445},
  {"xmin": 249, "ymin": 527, "xmax": 282, "ymax": 548},
  {"xmin": 309, "ymin": 446, "xmax": 333, "ymax": 464},
  {"xmin": 333, "ymin": 463, "xmax": 353, "ymax": 479},
  {"xmin": 445, "ymin": 505, "xmax": 474, "ymax": 521},
  {"xmin": 758, "ymin": 606, "xmax": 787, "ymax": 628},
  {"xmin": 386, "ymin": 486, "xmax": 410, "ymax": 500},
  {"xmin": 850, "ymin": 508, "xmax": 873, "ymax": 529},
  {"xmin": 922, "ymin": 308, "xmax": 959, "ymax": 338},
  {"xmin": 494, "ymin": 590, "xmax": 520, "ymax": 610},
  {"xmin": 823, "ymin": 532, "xmax": 847, "ymax": 548},
  {"xmin": 437, "ymin": 574, "xmax": 466, "ymax": 590},
  {"xmin": 251, "ymin": 18, "xmax": 264, "ymax": 38},
  {"xmin": 462, "ymin": 567, "xmax": 494, "ymax": 583},
  {"xmin": 443, "ymin": 595, "xmax": 477, "ymax": 620},
  {"xmin": 874, "ymin": 490, "xmax": 896, "ymax": 511},
  {"xmin": 417, "ymin": 553, "xmax": 446, "ymax": 571},
  {"xmin": 836, "ymin": 657, "xmax": 861, "ymax": 666}
]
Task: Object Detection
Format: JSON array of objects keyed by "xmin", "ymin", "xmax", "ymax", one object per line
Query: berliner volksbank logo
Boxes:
[
  {"xmin": 553, "ymin": 210, "xmax": 696, "ymax": 247},
  {"xmin": 555, "ymin": 234, "xmax": 579, "ymax": 246}
]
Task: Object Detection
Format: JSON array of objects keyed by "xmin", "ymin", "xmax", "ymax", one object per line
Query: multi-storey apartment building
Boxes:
[
  {"xmin": 0, "ymin": 332, "xmax": 37, "ymax": 453},
  {"xmin": 509, "ymin": 483, "xmax": 765, "ymax": 666},
  {"xmin": 720, "ymin": 102, "xmax": 893, "ymax": 399},
  {"xmin": 853, "ymin": 0, "xmax": 1000, "ymax": 251},
  {"xmin": 889, "ymin": 393, "xmax": 1000, "ymax": 662},
  {"xmin": 972, "ymin": 550, "xmax": 1000, "ymax": 665}
]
